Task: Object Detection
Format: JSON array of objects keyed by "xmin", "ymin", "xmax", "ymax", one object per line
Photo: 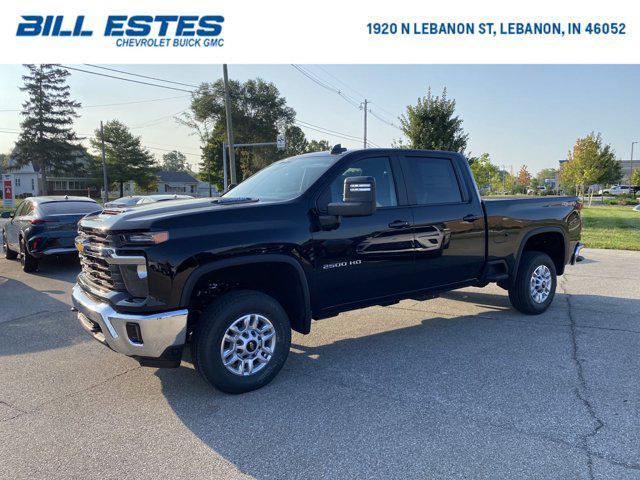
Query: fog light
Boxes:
[
  {"xmin": 126, "ymin": 322, "xmax": 143, "ymax": 345},
  {"xmin": 136, "ymin": 264, "xmax": 147, "ymax": 279}
]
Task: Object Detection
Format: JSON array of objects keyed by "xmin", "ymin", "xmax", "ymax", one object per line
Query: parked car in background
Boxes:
[
  {"xmin": 104, "ymin": 196, "xmax": 144, "ymax": 209},
  {"xmin": 136, "ymin": 194, "xmax": 194, "ymax": 205},
  {"xmin": 2, "ymin": 196, "xmax": 101, "ymax": 272},
  {"xmin": 599, "ymin": 185, "xmax": 631, "ymax": 196}
]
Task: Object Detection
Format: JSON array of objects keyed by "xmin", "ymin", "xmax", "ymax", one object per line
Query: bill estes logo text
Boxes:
[{"xmin": 16, "ymin": 15, "xmax": 225, "ymax": 48}]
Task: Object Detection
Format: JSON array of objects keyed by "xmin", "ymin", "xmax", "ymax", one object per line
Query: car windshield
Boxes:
[
  {"xmin": 224, "ymin": 154, "xmax": 337, "ymax": 201},
  {"xmin": 40, "ymin": 201, "xmax": 100, "ymax": 215},
  {"xmin": 111, "ymin": 197, "xmax": 141, "ymax": 206}
]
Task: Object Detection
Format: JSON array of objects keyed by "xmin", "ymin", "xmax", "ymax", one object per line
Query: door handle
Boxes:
[
  {"xmin": 462, "ymin": 214, "xmax": 480, "ymax": 222},
  {"xmin": 388, "ymin": 220, "xmax": 411, "ymax": 229}
]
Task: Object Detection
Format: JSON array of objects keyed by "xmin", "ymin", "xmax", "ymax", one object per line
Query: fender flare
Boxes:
[
  {"xmin": 180, "ymin": 254, "xmax": 312, "ymax": 332},
  {"xmin": 511, "ymin": 226, "xmax": 569, "ymax": 283}
]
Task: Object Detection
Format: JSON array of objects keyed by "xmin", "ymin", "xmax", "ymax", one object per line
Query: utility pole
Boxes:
[
  {"xmin": 100, "ymin": 121, "xmax": 108, "ymax": 203},
  {"xmin": 362, "ymin": 99, "xmax": 368, "ymax": 148},
  {"xmin": 222, "ymin": 64, "xmax": 237, "ymax": 185}
]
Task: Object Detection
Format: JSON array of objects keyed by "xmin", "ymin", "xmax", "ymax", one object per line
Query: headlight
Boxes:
[{"xmin": 124, "ymin": 231, "xmax": 169, "ymax": 245}]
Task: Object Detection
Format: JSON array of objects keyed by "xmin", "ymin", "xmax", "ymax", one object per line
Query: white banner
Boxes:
[{"xmin": 0, "ymin": 0, "xmax": 637, "ymax": 64}]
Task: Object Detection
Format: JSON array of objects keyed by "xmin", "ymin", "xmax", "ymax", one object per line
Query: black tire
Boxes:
[
  {"xmin": 508, "ymin": 251, "xmax": 556, "ymax": 315},
  {"xmin": 191, "ymin": 290, "xmax": 291, "ymax": 394},
  {"xmin": 19, "ymin": 238, "xmax": 38, "ymax": 273},
  {"xmin": 2, "ymin": 231, "xmax": 17, "ymax": 260}
]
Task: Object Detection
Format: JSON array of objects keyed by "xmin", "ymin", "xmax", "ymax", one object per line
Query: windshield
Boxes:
[{"xmin": 224, "ymin": 154, "xmax": 337, "ymax": 201}]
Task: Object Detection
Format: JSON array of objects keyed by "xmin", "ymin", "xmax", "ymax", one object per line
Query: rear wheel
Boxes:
[
  {"xmin": 508, "ymin": 251, "xmax": 556, "ymax": 315},
  {"xmin": 2, "ymin": 231, "xmax": 17, "ymax": 260},
  {"xmin": 191, "ymin": 290, "xmax": 291, "ymax": 394},
  {"xmin": 19, "ymin": 238, "xmax": 38, "ymax": 272}
]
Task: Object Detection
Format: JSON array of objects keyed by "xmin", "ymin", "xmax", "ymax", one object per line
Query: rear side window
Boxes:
[
  {"xmin": 403, "ymin": 157, "xmax": 463, "ymax": 205},
  {"xmin": 40, "ymin": 201, "xmax": 100, "ymax": 215}
]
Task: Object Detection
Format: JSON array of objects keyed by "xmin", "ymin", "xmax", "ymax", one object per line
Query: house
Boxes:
[
  {"xmin": 153, "ymin": 171, "xmax": 200, "ymax": 196},
  {"xmin": 197, "ymin": 180, "xmax": 220, "ymax": 197},
  {"xmin": 103, "ymin": 172, "xmax": 217, "ymax": 199},
  {"xmin": 5, "ymin": 148, "xmax": 97, "ymax": 198}
]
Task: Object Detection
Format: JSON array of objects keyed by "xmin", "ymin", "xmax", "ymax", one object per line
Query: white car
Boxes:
[{"xmin": 599, "ymin": 185, "xmax": 631, "ymax": 196}]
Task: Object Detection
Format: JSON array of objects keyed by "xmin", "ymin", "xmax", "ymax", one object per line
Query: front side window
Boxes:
[
  {"xmin": 324, "ymin": 156, "xmax": 398, "ymax": 208},
  {"xmin": 403, "ymin": 157, "xmax": 463, "ymax": 205}
]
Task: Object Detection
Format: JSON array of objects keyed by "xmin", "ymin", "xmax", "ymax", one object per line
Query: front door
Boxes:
[
  {"xmin": 310, "ymin": 155, "xmax": 415, "ymax": 311},
  {"xmin": 4, "ymin": 201, "xmax": 28, "ymax": 249},
  {"xmin": 400, "ymin": 154, "xmax": 485, "ymax": 290}
]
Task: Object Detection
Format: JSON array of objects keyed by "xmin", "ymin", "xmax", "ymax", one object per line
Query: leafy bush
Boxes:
[{"xmin": 603, "ymin": 194, "xmax": 638, "ymax": 206}]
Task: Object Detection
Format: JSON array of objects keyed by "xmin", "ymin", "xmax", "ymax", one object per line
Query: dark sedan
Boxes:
[{"xmin": 2, "ymin": 196, "xmax": 101, "ymax": 272}]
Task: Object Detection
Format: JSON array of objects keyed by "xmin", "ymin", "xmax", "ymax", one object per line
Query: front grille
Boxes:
[{"xmin": 77, "ymin": 227, "xmax": 126, "ymax": 292}]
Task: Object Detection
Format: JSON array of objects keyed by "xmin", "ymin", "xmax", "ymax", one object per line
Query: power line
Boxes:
[
  {"xmin": 291, "ymin": 65, "xmax": 361, "ymax": 109},
  {"xmin": 294, "ymin": 120, "xmax": 382, "ymax": 147},
  {"xmin": 315, "ymin": 66, "xmax": 367, "ymax": 100},
  {"xmin": 84, "ymin": 64, "xmax": 200, "ymax": 89},
  {"xmin": 369, "ymin": 109, "xmax": 402, "ymax": 130},
  {"xmin": 0, "ymin": 95, "xmax": 190, "ymax": 113},
  {"xmin": 59, "ymin": 65, "xmax": 194, "ymax": 93}
]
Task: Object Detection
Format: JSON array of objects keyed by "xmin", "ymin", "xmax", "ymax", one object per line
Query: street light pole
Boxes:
[{"xmin": 222, "ymin": 64, "xmax": 237, "ymax": 185}]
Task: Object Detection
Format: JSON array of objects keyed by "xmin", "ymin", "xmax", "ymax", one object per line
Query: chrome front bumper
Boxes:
[
  {"xmin": 570, "ymin": 242, "xmax": 585, "ymax": 265},
  {"xmin": 72, "ymin": 284, "xmax": 188, "ymax": 358}
]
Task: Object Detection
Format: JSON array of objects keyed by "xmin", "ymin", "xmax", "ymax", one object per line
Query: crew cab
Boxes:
[{"xmin": 71, "ymin": 147, "xmax": 583, "ymax": 393}]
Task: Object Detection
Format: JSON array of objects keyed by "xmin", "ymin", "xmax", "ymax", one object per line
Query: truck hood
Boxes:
[{"xmin": 79, "ymin": 197, "xmax": 261, "ymax": 231}]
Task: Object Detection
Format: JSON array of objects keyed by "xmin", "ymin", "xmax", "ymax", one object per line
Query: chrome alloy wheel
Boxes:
[
  {"xmin": 530, "ymin": 265, "xmax": 552, "ymax": 304},
  {"xmin": 220, "ymin": 314, "xmax": 276, "ymax": 376}
]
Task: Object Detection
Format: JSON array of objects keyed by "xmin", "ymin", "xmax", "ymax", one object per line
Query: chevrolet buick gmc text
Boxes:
[{"xmin": 71, "ymin": 147, "xmax": 583, "ymax": 393}]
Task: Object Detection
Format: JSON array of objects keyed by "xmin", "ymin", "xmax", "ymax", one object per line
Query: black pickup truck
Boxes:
[{"xmin": 72, "ymin": 147, "xmax": 583, "ymax": 393}]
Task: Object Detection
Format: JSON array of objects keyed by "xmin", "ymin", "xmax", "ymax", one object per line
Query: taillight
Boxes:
[{"xmin": 30, "ymin": 218, "xmax": 57, "ymax": 225}]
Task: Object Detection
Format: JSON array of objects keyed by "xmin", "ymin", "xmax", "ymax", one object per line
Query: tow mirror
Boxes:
[
  {"xmin": 327, "ymin": 176, "xmax": 376, "ymax": 217},
  {"xmin": 1, "ymin": 211, "xmax": 13, "ymax": 219}
]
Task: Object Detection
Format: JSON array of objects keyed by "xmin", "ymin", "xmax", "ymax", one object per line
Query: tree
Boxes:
[
  {"xmin": 90, "ymin": 120, "xmax": 157, "ymax": 197},
  {"xmin": 631, "ymin": 169, "xmax": 640, "ymax": 187},
  {"xmin": 536, "ymin": 168, "xmax": 557, "ymax": 182},
  {"xmin": 180, "ymin": 77, "xmax": 295, "ymax": 186},
  {"xmin": 517, "ymin": 165, "xmax": 531, "ymax": 187},
  {"xmin": 398, "ymin": 87, "xmax": 469, "ymax": 153},
  {"xmin": 181, "ymin": 77, "xmax": 329, "ymax": 192},
  {"xmin": 306, "ymin": 139, "xmax": 331, "ymax": 153},
  {"xmin": 560, "ymin": 132, "xmax": 621, "ymax": 196},
  {"xmin": 160, "ymin": 150, "xmax": 189, "ymax": 172},
  {"xmin": 14, "ymin": 64, "xmax": 82, "ymax": 194},
  {"xmin": 469, "ymin": 153, "xmax": 502, "ymax": 193}
]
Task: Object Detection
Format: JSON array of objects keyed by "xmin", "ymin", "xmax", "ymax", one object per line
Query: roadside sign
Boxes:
[
  {"xmin": 2, "ymin": 174, "xmax": 14, "ymax": 209},
  {"xmin": 276, "ymin": 133, "xmax": 286, "ymax": 151}
]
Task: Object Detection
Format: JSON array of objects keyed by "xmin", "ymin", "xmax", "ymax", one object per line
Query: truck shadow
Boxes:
[{"xmin": 156, "ymin": 290, "xmax": 640, "ymax": 479}]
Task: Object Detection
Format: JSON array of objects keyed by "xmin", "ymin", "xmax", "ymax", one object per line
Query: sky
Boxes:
[{"xmin": 0, "ymin": 64, "xmax": 639, "ymax": 174}]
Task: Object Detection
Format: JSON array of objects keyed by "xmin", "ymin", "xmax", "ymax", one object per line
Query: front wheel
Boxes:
[
  {"xmin": 191, "ymin": 290, "xmax": 292, "ymax": 394},
  {"xmin": 3, "ymin": 231, "xmax": 17, "ymax": 260},
  {"xmin": 508, "ymin": 251, "xmax": 557, "ymax": 315}
]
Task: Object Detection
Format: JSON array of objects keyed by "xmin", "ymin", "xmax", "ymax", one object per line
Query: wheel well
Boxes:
[
  {"xmin": 521, "ymin": 231, "xmax": 565, "ymax": 275},
  {"xmin": 188, "ymin": 262, "xmax": 310, "ymax": 334}
]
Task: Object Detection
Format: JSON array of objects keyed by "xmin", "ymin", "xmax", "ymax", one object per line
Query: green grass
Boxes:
[{"xmin": 581, "ymin": 205, "xmax": 640, "ymax": 251}]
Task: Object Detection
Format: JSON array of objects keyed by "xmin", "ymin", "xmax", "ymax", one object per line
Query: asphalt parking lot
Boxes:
[{"xmin": 1, "ymin": 240, "xmax": 639, "ymax": 479}]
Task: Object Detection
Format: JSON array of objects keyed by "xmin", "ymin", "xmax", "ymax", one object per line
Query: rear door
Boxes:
[
  {"xmin": 311, "ymin": 154, "xmax": 415, "ymax": 310},
  {"xmin": 400, "ymin": 154, "xmax": 485, "ymax": 289}
]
